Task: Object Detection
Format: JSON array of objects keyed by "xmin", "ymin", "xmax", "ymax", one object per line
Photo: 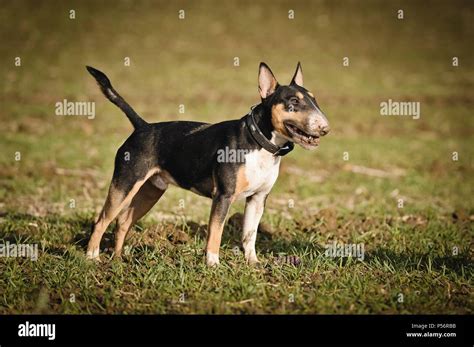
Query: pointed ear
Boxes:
[
  {"xmin": 290, "ymin": 62, "xmax": 303, "ymax": 87},
  {"xmin": 258, "ymin": 62, "xmax": 278, "ymax": 99}
]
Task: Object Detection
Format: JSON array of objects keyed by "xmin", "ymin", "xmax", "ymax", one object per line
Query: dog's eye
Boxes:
[{"xmin": 289, "ymin": 97, "xmax": 299, "ymax": 104}]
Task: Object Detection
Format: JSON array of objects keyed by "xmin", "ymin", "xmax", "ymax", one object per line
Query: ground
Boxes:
[{"xmin": 0, "ymin": 0, "xmax": 473, "ymax": 314}]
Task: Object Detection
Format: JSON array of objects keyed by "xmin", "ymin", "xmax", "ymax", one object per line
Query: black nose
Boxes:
[{"xmin": 319, "ymin": 125, "xmax": 330, "ymax": 136}]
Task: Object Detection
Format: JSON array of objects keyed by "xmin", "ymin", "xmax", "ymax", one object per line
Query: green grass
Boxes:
[{"xmin": 0, "ymin": 0, "xmax": 473, "ymax": 314}]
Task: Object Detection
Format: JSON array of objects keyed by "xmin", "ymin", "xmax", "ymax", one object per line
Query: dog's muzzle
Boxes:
[{"xmin": 308, "ymin": 112, "xmax": 330, "ymax": 137}]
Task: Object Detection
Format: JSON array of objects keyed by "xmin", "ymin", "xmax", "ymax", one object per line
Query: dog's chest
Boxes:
[{"xmin": 237, "ymin": 149, "xmax": 281, "ymax": 199}]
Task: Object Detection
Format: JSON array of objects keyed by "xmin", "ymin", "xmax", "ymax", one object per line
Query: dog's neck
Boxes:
[{"xmin": 251, "ymin": 103, "xmax": 290, "ymax": 147}]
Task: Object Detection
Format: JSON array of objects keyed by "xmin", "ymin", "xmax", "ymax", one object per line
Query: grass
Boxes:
[{"xmin": 0, "ymin": 0, "xmax": 473, "ymax": 314}]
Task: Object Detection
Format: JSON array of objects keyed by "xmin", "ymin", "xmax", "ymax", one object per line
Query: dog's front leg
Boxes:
[
  {"xmin": 242, "ymin": 193, "xmax": 266, "ymax": 265},
  {"xmin": 206, "ymin": 194, "xmax": 232, "ymax": 266}
]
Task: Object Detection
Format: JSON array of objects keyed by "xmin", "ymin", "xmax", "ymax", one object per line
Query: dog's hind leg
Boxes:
[
  {"xmin": 86, "ymin": 168, "xmax": 158, "ymax": 260},
  {"xmin": 113, "ymin": 180, "xmax": 166, "ymax": 257}
]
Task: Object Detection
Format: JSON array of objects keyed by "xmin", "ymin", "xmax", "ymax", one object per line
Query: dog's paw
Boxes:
[
  {"xmin": 246, "ymin": 255, "xmax": 260, "ymax": 266},
  {"xmin": 244, "ymin": 249, "xmax": 259, "ymax": 266},
  {"xmin": 206, "ymin": 251, "xmax": 220, "ymax": 267},
  {"xmin": 86, "ymin": 248, "xmax": 101, "ymax": 262}
]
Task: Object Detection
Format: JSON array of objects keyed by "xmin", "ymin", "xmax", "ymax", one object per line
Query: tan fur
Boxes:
[
  {"xmin": 207, "ymin": 212, "xmax": 227, "ymax": 254},
  {"xmin": 87, "ymin": 168, "xmax": 160, "ymax": 259},
  {"xmin": 204, "ymin": 166, "xmax": 250, "ymax": 255},
  {"xmin": 271, "ymin": 103, "xmax": 310, "ymax": 137},
  {"xmin": 114, "ymin": 181, "xmax": 166, "ymax": 256},
  {"xmin": 271, "ymin": 104, "xmax": 290, "ymax": 136},
  {"xmin": 234, "ymin": 165, "xmax": 249, "ymax": 196}
]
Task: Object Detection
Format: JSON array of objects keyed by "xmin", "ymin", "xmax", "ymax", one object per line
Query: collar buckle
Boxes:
[{"xmin": 274, "ymin": 142, "xmax": 294, "ymax": 156}]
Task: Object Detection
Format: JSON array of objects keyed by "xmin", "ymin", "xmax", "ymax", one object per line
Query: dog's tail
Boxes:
[{"xmin": 86, "ymin": 66, "xmax": 148, "ymax": 130}]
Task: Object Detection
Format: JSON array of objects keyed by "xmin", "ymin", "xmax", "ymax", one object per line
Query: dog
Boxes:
[{"xmin": 85, "ymin": 62, "xmax": 329, "ymax": 266}]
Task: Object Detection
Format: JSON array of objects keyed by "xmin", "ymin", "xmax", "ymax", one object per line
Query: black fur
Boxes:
[
  {"xmin": 86, "ymin": 65, "xmax": 323, "ymax": 198},
  {"xmin": 86, "ymin": 66, "xmax": 148, "ymax": 130},
  {"xmin": 85, "ymin": 63, "xmax": 331, "ymax": 264}
]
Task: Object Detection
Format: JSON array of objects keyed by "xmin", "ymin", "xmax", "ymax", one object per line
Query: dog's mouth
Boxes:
[{"xmin": 284, "ymin": 122, "xmax": 320, "ymax": 148}]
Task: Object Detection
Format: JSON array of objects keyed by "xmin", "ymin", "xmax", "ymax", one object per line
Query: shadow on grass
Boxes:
[
  {"xmin": 0, "ymin": 212, "xmax": 108, "ymax": 256},
  {"xmin": 1, "ymin": 212, "xmax": 471, "ymax": 275}
]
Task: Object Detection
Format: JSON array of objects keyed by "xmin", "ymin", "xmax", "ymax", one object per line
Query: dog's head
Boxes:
[{"xmin": 258, "ymin": 62, "xmax": 329, "ymax": 149}]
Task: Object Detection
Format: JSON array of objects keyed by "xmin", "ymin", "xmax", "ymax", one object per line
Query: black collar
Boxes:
[{"xmin": 244, "ymin": 105, "xmax": 294, "ymax": 156}]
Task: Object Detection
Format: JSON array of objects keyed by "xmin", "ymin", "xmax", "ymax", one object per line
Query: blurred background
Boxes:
[
  {"xmin": 0, "ymin": 0, "xmax": 472, "ymax": 314},
  {"xmin": 1, "ymin": 0, "xmax": 472, "ymax": 217}
]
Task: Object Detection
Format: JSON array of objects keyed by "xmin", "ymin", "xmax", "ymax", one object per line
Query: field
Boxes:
[{"xmin": 0, "ymin": 0, "xmax": 473, "ymax": 314}]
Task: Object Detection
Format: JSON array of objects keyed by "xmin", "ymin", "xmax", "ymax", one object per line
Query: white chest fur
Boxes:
[{"xmin": 237, "ymin": 149, "xmax": 281, "ymax": 200}]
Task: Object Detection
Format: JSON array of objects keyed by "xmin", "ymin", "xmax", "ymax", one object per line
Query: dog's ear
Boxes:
[
  {"xmin": 258, "ymin": 62, "xmax": 279, "ymax": 99},
  {"xmin": 290, "ymin": 62, "xmax": 303, "ymax": 87}
]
